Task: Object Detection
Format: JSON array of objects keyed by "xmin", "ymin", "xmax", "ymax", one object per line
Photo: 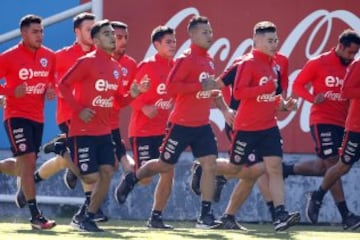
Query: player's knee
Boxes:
[{"xmin": 82, "ymin": 173, "xmax": 99, "ymax": 185}]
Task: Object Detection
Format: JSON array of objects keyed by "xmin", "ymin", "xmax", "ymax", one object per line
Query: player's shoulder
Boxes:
[
  {"xmin": 122, "ymin": 54, "xmax": 137, "ymax": 65},
  {"xmin": 39, "ymin": 45, "xmax": 55, "ymax": 55}
]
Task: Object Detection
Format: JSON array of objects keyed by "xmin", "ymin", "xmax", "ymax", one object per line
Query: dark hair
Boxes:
[
  {"xmin": 151, "ymin": 25, "xmax": 174, "ymax": 43},
  {"xmin": 111, "ymin": 21, "xmax": 128, "ymax": 30},
  {"xmin": 339, "ymin": 29, "xmax": 360, "ymax": 47},
  {"xmin": 90, "ymin": 19, "xmax": 111, "ymax": 39},
  {"xmin": 19, "ymin": 14, "xmax": 42, "ymax": 30},
  {"xmin": 253, "ymin": 21, "xmax": 277, "ymax": 35},
  {"xmin": 73, "ymin": 12, "xmax": 95, "ymax": 30},
  {"xmin": 187, "ymin": 16, "xmax": 209, "ymax": 31}
]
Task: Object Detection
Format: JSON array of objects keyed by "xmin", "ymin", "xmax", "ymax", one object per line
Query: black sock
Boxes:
[
  {"xmin": 267, "ymin": 201, "xmax": 275, "ymax": 217},
  {"xmin": 274, "ymin": 204, "xmax": 285, "ymax": 214},
  {"xmin": 201, "ymin": 201, "xmax": 212, "ymax": 216},
  {"xmin": 151, "ymin": 210, "xmax": 162, "ymax": 220},
  {"xmin": 28, "ymin": 199, "xmax": 40, "ymax": 218},
  {"xmin": 336, "ymin": 201, "xmax": 349, "ymax": 220},
  {"xmin": 33, "ymin": 171, "xmax": 43, "ymax": 183},
  {"xmin": 313, "ymin": 187, "xmax": 326, "ymax": 202},
  {"xmin": 86, "ymin": 211, "xmax": 95, "ymax": 220},
  {"xmin": 84, "ymin": 191, "xmax": 92, "ymax": 206},
  {"xmin": 283, "ymin": 164, "xmax": 295, "ymax": 177},
  {"xmin": 223, "ymin": 214, "xmax": 235, "ymax": 220}
]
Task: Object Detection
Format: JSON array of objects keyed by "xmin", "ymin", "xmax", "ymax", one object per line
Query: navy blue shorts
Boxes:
[
  {"xmin": 159, "ymin": 123, "xmax": 218, "ymax": 164},
  {"xmin": 111, "ymin": 128, "xmax": 127, "ymax": 161},
  {"xmin": 4, "ymin": 118, "xmax": 43, "ymax": 157},
  {"xmin": 340, "ymin": 131, "xmax": 360, "ymax": 165},
  {"xmin": 130, "ymin": 135, "xmax": 164, "ymax": 170},
  {"xmin": 310, "ymin": 124, "xmax": 344, "ymax": 160},
  {"xmin": 230, "ymin": 126, "xmax": 282, "ymax": 165},
  {"xmin": 68, "ymin": 134, "xmax": 115, "ymax": 175}
]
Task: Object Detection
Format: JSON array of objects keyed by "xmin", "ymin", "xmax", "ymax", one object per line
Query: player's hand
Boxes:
[
  {"xmin": 142, "ymin": 105, "xmax": 158, "ymax": 119},
  {"xmin": 14, "ymin": 83, "xmax": 26, "ymax": 98},
  {"xmin": 201, "ymin": 75, "xmax": 217, "ymax": 91},
  {"xmin": 46, "ymin": 85, "xmax": 56, "ymax": 100},
  {"xmin": 0, "ymin": 96, "xmax": 4, "ymax": 108},
  {"xmin": 139, "ymin": 74, "xmax": 150, "ymax": 93},
  {"xmin": 130, "ymin": 75, "xmax": 150, "ymax": 98},
  {"xmin": 79, "ymin": 108, "xmax": 96, "ymax": 123},
  {"xmin": 223, "ymin": 108, "xmax": 235, "ymax": 127},
  {"xmin": 314, "ymin": 93, "xmax": 325, "ymax": 104},
  {"xmin": 284, "ymin": 97, "xmax": 298, "ymax": 111}
]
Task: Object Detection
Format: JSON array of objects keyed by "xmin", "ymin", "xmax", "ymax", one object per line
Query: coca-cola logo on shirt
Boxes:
[
  {"xmin": 18, "ymin": 68, "xmax": 49, "ymax": 80},
  {"xmin": 92, "ymin": 95, "xmax": 114, "ymax": 108},
  {"xmin": 25, "ymin": 83, "xmax": 46, "ymax": 95},
  {"xmin": 154, "ymin": 98, "xmax": 173, "ymax": 110}
]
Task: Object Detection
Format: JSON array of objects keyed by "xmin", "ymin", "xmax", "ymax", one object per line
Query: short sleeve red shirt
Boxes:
[{"xmin": 0, "ymin": 43, "xmax": 55, "ymax": 123}]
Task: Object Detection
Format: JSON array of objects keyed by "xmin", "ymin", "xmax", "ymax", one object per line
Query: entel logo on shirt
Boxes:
[
  {"xmin": 156, "ymin": 83, "xmax": 167, "ymax": 95},
  {"xmin": 95, "ymin": 79, "xmax": 118, "ymax": 92},
  {"xmin": 325, "ymin": 76, "xmax": 343, "ymax": 87},
  {"xmin": 18, "ymin": 68, "xmax": 49, "ymax": 80},
  {"xmin": 257, "ymin": 76, "xmax": 276, "ymax": 102},
  {"xmin": 198, "ymin": 71, "xmax": 211, "ymax": 83}
]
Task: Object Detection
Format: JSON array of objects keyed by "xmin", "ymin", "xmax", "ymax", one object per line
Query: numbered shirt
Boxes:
[
  {"xmin": 59, "ymin": 49, "xmax": 124, "ymax": 137},
  {"xmin": 129, "ymin": 53, "xmax": 174, "ymax": 137},
  {"xmin": 293, "ymin": 48, "xmax": 349, "ymax": 127},
  {"xmin": 109, "ymin": 54, "xmax": 137, "ymax": 130},
  {"xmin": 233, "ymin": 49, "xmax": 278, "ymax": 131},
  {"xmin": 167, "ymin": 44, "xmax": 215, "ymax": 127},
  {"xmin": 55, "ymin": 43, "xmax": 95, "ymax": 125},
  {"xmin": 342, "ymin": 58, "xmax": 360, "ymax": 132},
  {"xmin": 0, "ymin": 43, "xmax": 55, "ymax": 122}
]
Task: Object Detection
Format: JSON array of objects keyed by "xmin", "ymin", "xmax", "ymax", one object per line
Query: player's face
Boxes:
[
  {"xmin": 95, "ymin": 25, "xmax": 116, "ymax": 54},
  {"xmin": 337, "ymin": 43, "xmax": 360, "ymax": 66},
  {"xmin": 114, "ymin": 28, "xmax": 128, "ymax": 56},
  {"xmin": 21, "ymin": 23, "xmax": 43, "ymax": 51},
  {"xmin": 156, "ymin": 33, "xmax": 176, "ymax": 59},
  {"xmin": 255, "ymin": 32, "xmax": 279, "ymax": 56},
  {"xmin": 78, "ymin": 19, "xmax": 94, "ymax": 46},
  {"xmin": 191, "ymin": 23, "xmax": 213, "ymax": 49}
]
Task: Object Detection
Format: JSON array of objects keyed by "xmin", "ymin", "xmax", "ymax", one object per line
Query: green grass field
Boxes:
[{"xmin": 0, "ymin": 219, "xmax": 359, "ymax": 240}]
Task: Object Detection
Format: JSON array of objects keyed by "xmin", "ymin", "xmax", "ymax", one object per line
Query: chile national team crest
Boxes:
[
  {"xmin": 40, "ymin": 58, "xmax": 48, "ymax": 67},
  {"xmin": 113, "ymin": 70, "xmax": 120, "ymax": 79}
]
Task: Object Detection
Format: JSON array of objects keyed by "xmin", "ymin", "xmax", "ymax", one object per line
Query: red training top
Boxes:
[
  {"xmin": 342, "ymin": 58, "xmax": 360, "ymax": 132},
  {"xmin": 110, "ymin": 54, "xmax": 137, "ymax": 129},
  {"xmin": 55, "ymin": 43, "xmax": 95, "ymax": 125},
  {"xmin": 0, "ymin": 42, "xmax": 55, "ymax": 123},
  {"xmin": 167, "ymin": 44, "xmax": 216, "ymax": 127},
  {"xmin": 233, "ymin": 49, "xmax": 278, "ymax": 131},
  {"xmin": 293, "ymin": 48, "xmax": 349, "ymax": 127},
  {"xmin": 59, "ymin": 48, "xmax": 125, "ymax": 137},
  {"xmin": 129, "ymin": 53, "xmax": 174, "ymax": 137}
]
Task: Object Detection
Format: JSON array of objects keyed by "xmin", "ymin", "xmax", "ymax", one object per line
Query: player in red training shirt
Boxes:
[
  {"xmin": 190, "ymin": 51, "xmax": 292, "ymax": 228},
  {"xmin": 58, "ymin": 20, "xmax": 125, "ymax": 232},
  {"xmin": 115, "ymin": 25, "xmax": 176, "ymax": 229},
  {"xmin": 13, "ymin": 13, "xmax": 110, "ymax": 223},
  {"xmin": 116, "ymin": 16, "xmax": 233, "ymax": 229},
  {"xmin": 198, "ymin": 21, "xmax": 299, "ymax": 231},
  {"xmin": 0, "ymin": 15, "xmax": 56, "ymax": 230},
  {"xmin": 302, "ymin": 30, "xmax": 360, "ymax": 230},
  {"xmin": 110, "ymin": 20, "xmax": 137, "ymax": 185}
]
